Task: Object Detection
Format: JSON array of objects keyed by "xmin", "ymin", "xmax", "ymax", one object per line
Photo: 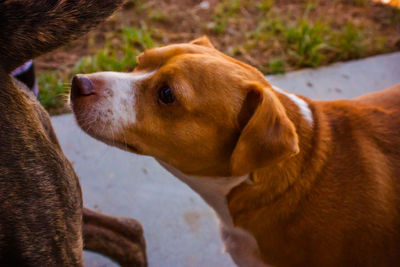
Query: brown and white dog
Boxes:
[{"xmin": 70, "ymin": 36, "xmax": 400, "ymax": 267}]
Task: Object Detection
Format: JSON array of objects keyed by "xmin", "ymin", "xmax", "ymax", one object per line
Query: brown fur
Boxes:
[
  {"xmin": 71, "ymin": 36, "xmax": 400, "ymax": 266},
  {"xmin": 0, "ymin": 1, "xmax": 146, "ymax": 265},
  {"xmin": 83, "ymin": 208, "xmax": 147, "ymax": 266},
  {"xmin": 228, "ymin": 85, "xmax": 400, "ymax": 266},
  {"xmin": 0, "ymin": 71, "xmax": 83, "ymax": 266}
]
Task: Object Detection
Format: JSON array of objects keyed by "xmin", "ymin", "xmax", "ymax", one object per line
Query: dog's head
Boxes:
[{"xmin": 71, "ymin": 36, "xmax": 299, "ymax": 177}]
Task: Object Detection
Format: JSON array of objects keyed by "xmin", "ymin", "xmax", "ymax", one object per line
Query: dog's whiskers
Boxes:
[{"xmin": 122, "ymin": 131, "xmax": 128, "ymax": 151}]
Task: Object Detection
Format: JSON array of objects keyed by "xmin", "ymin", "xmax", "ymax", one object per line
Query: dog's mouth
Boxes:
[
  {"xmin": 86, "ymin": 131, "xmax": 141, "ymax": 154},
  {"xmin": 118, "ymin": 142, "xmax": 141, "ymax": 154}
]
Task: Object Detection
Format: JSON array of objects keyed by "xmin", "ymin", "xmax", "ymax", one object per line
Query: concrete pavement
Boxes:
[{"xmin": 51, "ymin": 52, "xmax": 400, "ymax": 267}]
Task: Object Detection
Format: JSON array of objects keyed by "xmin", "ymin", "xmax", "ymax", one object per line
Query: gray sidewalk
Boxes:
[{"xmin": 51, "ymin": 52, "xmax": 400, "ymax": 267}]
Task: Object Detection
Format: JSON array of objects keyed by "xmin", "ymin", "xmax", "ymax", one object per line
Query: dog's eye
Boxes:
[{"xmin": 158, "ymin": 86, "xmax": 175, "ymax": 105}]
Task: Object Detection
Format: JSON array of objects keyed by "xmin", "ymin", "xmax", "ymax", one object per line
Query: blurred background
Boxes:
[{"xmin": 35, "ymin": 0, "xmax": 399, "ymax": 114}]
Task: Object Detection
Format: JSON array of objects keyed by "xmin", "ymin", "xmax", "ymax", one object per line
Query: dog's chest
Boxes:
[{"xmin": 158, "ymin": 161, "xmax": 266, "ymax": 267}]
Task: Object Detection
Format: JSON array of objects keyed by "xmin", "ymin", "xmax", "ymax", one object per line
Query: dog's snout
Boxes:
[{"xmin": 71, "ymin": 75, "xmax": 95, "ymax": 97}]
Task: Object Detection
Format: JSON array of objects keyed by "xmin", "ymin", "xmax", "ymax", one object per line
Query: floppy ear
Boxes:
[
  {"xmin": 190, "ymin": 36, "xmax": 215, "ymax": 48},
  {"xmin": 230, "ymin": 83, "xmax": 299, "ymax": 176}
]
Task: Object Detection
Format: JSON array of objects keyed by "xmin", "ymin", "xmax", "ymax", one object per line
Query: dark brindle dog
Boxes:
[{"xmin": 0, "ymin": 1, "xmax": 146, "ymax": 266}]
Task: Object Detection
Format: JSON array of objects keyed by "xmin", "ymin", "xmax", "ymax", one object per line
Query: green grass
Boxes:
[
  {"xmin": 252, "ymin": 18, "xmax": 284, "ymax": 40},
  {"xmin": 149, "ymin": 9, "xmax": 167, "ymax": 22},
  {"xmin": 251, "ymin": 13, "xmax": 366, "ymax": 72},
  {"xmin": 212, "ymin": 0, "xmax": 243, "ymax": 34},
  {"xmin": 38, "ymin": 26, "xmax": 154, "ymax": 113},
  {"xmin": 38, "ymin": 72, "xmax": 67, "ymax": 112},
  {"xmin": 210, "ymin": 0, "xmax": 381, "ymax": 74},
  {"xmin": 284, "ymin": 19, "xmax": 330, "ymax": 67},
  {"xmin": 331, "ymin": 22, "xmax": 365, "ymax": 60},
  {"xmin": 267, "ymin": 58, "xmax": 285, "ymax": 74},
  {"xmin": 257, "ymin": 0, "xmax": 275, "ymax": 12},
  {"xmin": 74, "ymin": 27, "xmax": 153, "ymax": 74}
]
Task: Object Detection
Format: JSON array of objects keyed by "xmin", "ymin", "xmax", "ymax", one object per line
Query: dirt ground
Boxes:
[{"xmin": 36, "ymin": 0, "xmax": 400, "ymax": 73}]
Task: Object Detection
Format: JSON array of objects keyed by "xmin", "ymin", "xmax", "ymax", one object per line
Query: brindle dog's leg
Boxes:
[{"xmin": 83, "ymin": 208, "xmax": 147, "ymax": 267}]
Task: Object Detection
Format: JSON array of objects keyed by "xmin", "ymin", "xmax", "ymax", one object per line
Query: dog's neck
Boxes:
[
  {"xmin": 158, "ymin": 160, "xmax": 249, "ymax": 226},
  {"xmin": 228, "ymin": 85, "xmax": 333, "ymax": 223}
]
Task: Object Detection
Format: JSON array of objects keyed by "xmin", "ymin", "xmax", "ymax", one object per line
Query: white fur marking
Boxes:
[
  {"xmin": 272, "ymin": 85, "xmax": 313, "ymax": 125},
  {"xmin": 158, "ymin": 160, "xmax": 248, "ymax": 225},
  {"xmin": 87, "ymin": 70, "xmax": 155, "ymax": 136},
  {"xmin": 158, "ymin": 161, "xmax": 267, "ymax": 267}
]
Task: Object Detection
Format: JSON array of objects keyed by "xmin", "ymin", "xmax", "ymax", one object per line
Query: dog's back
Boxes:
[
  {"xmin": 356, "ymin": 84, "xmax": 400, "ymax": 171},
  {"xmin": 0, "ymin": 1, "xmax": 123, "ymax": 265},
  {"xmin": 324, "ymin": 84, "xmax": 400, "ymax": 180},
  {"xmin": 298, "ymin": 85, "xmax": 400, "ymax": 265}
]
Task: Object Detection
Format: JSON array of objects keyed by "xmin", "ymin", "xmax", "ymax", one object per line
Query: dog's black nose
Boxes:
[{"xmin": 71, "ymin": 75, "xmax": 94, "ymax": 97}]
